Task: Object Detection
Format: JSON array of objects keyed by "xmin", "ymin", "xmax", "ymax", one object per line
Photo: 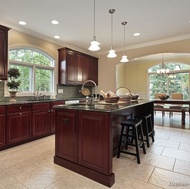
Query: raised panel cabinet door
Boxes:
[
  {"xmin": 7, "ymin": 112, "xmax": 31, "ymax": 144},
  {"xmin": 78, "ymin": 111, "xmax": 112, "ymax": 175},
  {"xmin": 88, "ymin": 57, "xmax": 98, "ymax": 85},
  {"xmin": 0, "ymin": 25, "xmax": 10, "ymax": 80},
  {"xmin": 55, "ymin": 109, "xmax": 78, "ymax": 163},
  {"xmin": 0, "ymin": 114, "xmax": 5, "ymax": 147},
  {"xmin": 32, "ymin": 110, "xmax": 51, "ymax": 137},
  {"xmin": 50, "ymin": 101, "xmax": 64, "ymax": 132},
  {"xmin": 76, "ymin": 53, "xmax": 89, "ymax": 83}
]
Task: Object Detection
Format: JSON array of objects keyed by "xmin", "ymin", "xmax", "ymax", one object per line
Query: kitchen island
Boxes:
[{"xmin": 54, "ymin": 100, "xmax": 154, "ymax": 187}]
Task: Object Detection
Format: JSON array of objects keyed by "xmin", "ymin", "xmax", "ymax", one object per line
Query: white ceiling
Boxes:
[{"xmin": 1, "ymin": 0, "xmax": 190, "ymax": 56}]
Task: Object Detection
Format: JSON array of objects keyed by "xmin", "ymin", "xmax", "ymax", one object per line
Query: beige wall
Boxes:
[
  {"xmin": 8, "ymin": 30, "xmax": 190, "ymax": 99},
  {"xmin": 98, "ymin": 39, "xmax": 190, "ymax": 99}
]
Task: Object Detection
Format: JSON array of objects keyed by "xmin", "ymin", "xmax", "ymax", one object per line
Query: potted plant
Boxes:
[{"xmin": 6, "ymin": 67, "xmax": 21, "ymax": 102}]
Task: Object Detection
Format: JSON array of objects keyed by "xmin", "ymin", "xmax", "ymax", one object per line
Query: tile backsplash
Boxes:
[{"xmin": 0, "ymin": 81, "xmax": 91, "ymax": 102}]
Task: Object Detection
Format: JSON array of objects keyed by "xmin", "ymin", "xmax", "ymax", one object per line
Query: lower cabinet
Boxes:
[
  {"xmin": 0, "ymin": 106, "xmax": 6, "ymax": 147},
  {"xmin": 50, "ymin": 101, "xmax": 65, "ymax": 132},
  {"xmin": 55, "ymin": 109, "xmax": 110, "ymax": 174},
  {"xmin": 6, "ymin": 104, "xmax": 31, "ymax": 144},
  {"xmin": 32, "ymin": 102, "xmax": 51, "ymax": 137},
  {"xmin": 55, "ymin": 109, "xmax": 78, "ymax": 162}
]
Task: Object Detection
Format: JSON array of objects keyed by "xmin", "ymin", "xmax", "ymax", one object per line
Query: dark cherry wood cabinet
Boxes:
[
  {"xmin": 6, "ymin": 104, "xmax": 32, "ymax": 144},
  {"xmin": 78, "ymin": 111, "xmax": 110, "ymax": 174},
  {"xmin": 55, "ymin": 109, "xmax": 78, "ymax": 162},
  {"xmin": 50, "ymin": 101, "xmax": 64, "ymax": 132},
  {"xmin": 0, "ymin": 25, "xmax": 10, "ymax": 80},
  {"xmin": 0, "ymin": 106, "xmax": 6, "ymax": 147},
  {"xmin": 58, "ymin": 47, "xmax": 98, "ymax": 85},
  {"xmin": 32, "ymin": 102, "xmax": 51, "ymax": 137}
]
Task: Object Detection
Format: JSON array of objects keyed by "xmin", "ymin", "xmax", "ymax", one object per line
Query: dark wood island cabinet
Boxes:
[{"xmin": 54, "ymin": 100, "xmax": 154, "ymax": 187}]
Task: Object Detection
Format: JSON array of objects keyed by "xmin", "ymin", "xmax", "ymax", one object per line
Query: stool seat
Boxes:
[
  {"xmin": 135, "ymin": 114, "xmax": 154, "ymax": 147},
  {"xmin": 117, "ymin": 118, "xmax": 146, "ymax": 164}
]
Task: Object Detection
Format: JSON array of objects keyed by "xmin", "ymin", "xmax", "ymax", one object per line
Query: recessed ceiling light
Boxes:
[
  {"xmin": 51, "ymin": 20, "xmax": 59, "ymax": 25},
  {"xmin": 133, "ymin": 33, "xmax": 140, "ymax": 36},
  {"xmin": 19, "ymin": 21, "xmax": 26, "ymax": 25},
  {"xmin": 54, "ymin": 35, "xmax": 60, "ymax": 39}
]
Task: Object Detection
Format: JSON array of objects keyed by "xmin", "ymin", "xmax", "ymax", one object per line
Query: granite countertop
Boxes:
[
  {"xmin": 54, "ymin": 99, "xmax": 151, "ymax": 112},
  {"xmin": 0, "ymin": 98, "xmax": 87, "ymax": 106}
]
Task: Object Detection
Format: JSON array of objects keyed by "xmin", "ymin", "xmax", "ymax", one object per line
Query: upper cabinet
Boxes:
[
  {"xmin": 0, "ymin": 25, "xmax": 10, "ymax": 80},
  {"xmin": 58, "ymin": 47, "xmax": 98, "ymax": 86}
]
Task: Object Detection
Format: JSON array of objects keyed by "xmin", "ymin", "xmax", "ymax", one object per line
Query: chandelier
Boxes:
[{"xmin": 157, "ymin": 54, "xmax": 170, "ymax": 74}]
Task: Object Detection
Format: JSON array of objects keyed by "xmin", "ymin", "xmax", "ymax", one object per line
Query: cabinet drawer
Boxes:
[
  {"xmin": 0, "ymin": 106, "xmax": 6, "ymax": 114},
  {"xmin": 7, "ymin": 104, "xmax": 31, "ymax": 113},
  {"xmin": 32, "ymin": 102, "xmax": 50, "ymax": 111}
]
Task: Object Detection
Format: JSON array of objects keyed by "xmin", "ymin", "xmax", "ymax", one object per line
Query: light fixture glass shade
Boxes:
[
  {"xmin": 88, "ymin": 40, "xmax": 100, "ymax": 51},
  {"xmin": 120, "ymin": 55, "xmax": 129, "ymax": 63},
  {"xmin": 107, "ymin": 49, "xmax": 117, "ymax": 58}
]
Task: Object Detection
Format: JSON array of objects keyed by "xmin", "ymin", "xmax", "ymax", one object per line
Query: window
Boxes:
[
  {"xmin": 148, "ymin": 62, "xmax": 190, "ymax": 100},
  {"xmin": 5, "ymin": 48, "xmax": 54, "ymax": 96}
]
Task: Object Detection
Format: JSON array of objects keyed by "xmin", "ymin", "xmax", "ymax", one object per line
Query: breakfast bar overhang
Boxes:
[{"xmin": 54, "ymin": 100, "xmax": 154, "ymax": 187}]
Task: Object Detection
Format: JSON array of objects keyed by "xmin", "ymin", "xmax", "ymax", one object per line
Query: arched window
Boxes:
[
  {"xmin": 5, "ymin": 48, "xmax": 55, "ymax": 96},
  {"xmin": 148, "ymin": 62, "xmax": 190, "ymax": 100}
]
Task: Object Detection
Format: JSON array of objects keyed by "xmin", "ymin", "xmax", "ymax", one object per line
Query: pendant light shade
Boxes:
[
  {"xmin": 157, "ymin": 54, "xmax": 170, "ymax": 74},
  {"xmin": 88, "ymin": 0, "xmax": 100, "ymax": 51},
  {"xmin": 107, "ymin": 9, "xmax": 117, "ymax": 58},
  {"xmin": 120, "ymin": 21, "xmax": 129, "ymax": 63}
]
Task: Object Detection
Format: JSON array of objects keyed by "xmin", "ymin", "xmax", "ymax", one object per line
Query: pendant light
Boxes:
[
  {"xmin": 107, "ymin": 9, "xmax": 117, "ymax": 58},
  {"xmin": 157, "ymin": 54, "xmax": 170, "ymax": 74},
  {"xmin": 88, "ymin": 0, "xmax": 100, "ymax": 51},
  {"xmin": 120, "ymin": 21, "xmax": 129, "ymax": 63}
]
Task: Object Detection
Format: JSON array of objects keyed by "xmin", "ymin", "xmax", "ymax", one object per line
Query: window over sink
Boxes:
[{"xmin": 4, "ymin": 48, "xmax": 55, "ymax": 97}]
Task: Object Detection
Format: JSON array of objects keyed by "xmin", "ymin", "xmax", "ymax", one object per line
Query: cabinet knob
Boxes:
[
  {"xmin": 48, "ymin": 110, "xmax": 51, "ymax": 112},
  {"xmin": 20, "ymin": 113, "xmax": 22, "ymax": 116},
  {"xmin": 19, "ymin": 107, "xmax": 22, "ymax": 109}
]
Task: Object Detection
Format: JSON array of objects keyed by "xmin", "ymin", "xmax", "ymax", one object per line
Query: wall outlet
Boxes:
[{"xmin": 58, "ymin": 89, "xmax": 63, "ymax": 93}]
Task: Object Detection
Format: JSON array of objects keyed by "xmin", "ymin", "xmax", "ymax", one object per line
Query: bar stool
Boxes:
[
  {"xmin": 135, "ymin": 114, "xmax": 154, "ymax": 148},
  {"xmin": 117, "ymin": 119, "xmax": 146, "ymax": 164}
]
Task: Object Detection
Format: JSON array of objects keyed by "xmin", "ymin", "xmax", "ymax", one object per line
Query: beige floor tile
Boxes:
[
  {"xmin": 147, "ymin": 145, "xmax": 164, "ymax": 155},
  {"xmin": 169, "ymin": 135, "xmax": 190, "ymax": 144},
  {"xmin": 162, "ymin": 148, "xmax": 190, "ymax": 162},
  {"xmin": 174, "ymin": 159, "xmax": 190, "ymax": 176},
  {"xmin": 179, "ymin": 142, "xmax": 190, "ymax": 152},
  {"xmin": 141, "ymin": 153, "xmax": 175, "ymax": 171},
  {"xmin": 113, "ymin": 157, "xmax": 154, "ymax": 183},
  {"xmin": 154, "ymin": 138, "xmax": 179, "ymax": 149},
  {"xmin": 148, "ymin": 168, "xmax": 190, "ymax": 189},
  {"xmin": 154, "ymin": 133, "xmax": 170, "ymax": 140}
]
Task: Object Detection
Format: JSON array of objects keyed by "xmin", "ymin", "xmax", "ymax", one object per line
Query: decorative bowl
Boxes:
[
  {"xmin": 158, "ymin": 94, "xmax": 169, "ymax": 100},
  {"xmin": 104, "ymin": 96, "xmax": 120, "ymax": 103},
  {"xmin": 131, "ymin": 93, "xmax": 139, "ymax": 100}
]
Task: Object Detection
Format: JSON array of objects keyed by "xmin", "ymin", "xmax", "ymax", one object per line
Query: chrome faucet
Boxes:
[{"xmin": 81, "ymin": 80, "xmax": 98, "ymax": 105}]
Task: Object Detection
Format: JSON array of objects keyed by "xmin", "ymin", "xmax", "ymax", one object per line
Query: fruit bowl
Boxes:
[
  {"xmin": 104, "ymin": 96, "xmax": 120, "ymax": 103},
  {"xmin": 158, "ymin": 94, "xmax": 169, "ymax": 100}
]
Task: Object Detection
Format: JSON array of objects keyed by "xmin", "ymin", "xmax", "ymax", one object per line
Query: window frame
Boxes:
[{"xmin": 4, "ymin": 48, "xmax": 55, "ymax": 97}]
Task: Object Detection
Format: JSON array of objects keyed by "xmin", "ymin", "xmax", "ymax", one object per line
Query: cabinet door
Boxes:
[
  {"xmin": 7, "ymin": 112, "xmax": 31, "ymax": 144},
  {"xmin": 88, "ymin": 57, "xmax": 98, "ymax": 85},
  {"xmin": 79, "ymin": 111, "xmax": 111, "ymax": 174},
  {"xmin": 76, "ymin": 53, "xmax": 89, "ymax": 83},
  {"xmin": 55, "ymin": 109, "xmax": 78, "ymax": 163},
  {"xmin": 32, "ymin": 109, "xmax": 51, "ymax": 137},
  {"xmin": 0, "ymin": 25, "xmax": 10, "ymax": 80},
  {"xmin": 0, "ymin": 114, "xmax": 5, "ymax": 147},
  {"xmin": 50, "ymin": 101, "xmax": 64, "ymax": 132}
]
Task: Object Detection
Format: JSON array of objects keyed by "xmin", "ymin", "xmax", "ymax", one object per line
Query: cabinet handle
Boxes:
[
  {"xmin": 20, "ymin": 113, "xmax": 22, "ymax": 116},
  {"xmin": 62, "ymin": 118, "xmax": 69, "ymax": 125}
]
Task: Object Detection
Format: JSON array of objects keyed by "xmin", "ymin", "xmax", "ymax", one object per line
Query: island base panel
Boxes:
[{"xmin": 54, "ymin": 155, "xmax": 115, "ymax": 187}]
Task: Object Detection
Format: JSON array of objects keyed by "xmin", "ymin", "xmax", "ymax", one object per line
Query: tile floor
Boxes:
[{"xmin": 1, "ymin": 125, "xmax": 190, "ymax": 189}]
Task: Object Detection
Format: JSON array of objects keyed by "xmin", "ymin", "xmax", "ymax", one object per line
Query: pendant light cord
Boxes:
[{"xmin": 93, "ymin": 0, "xmax": 96, "ymax": 38}]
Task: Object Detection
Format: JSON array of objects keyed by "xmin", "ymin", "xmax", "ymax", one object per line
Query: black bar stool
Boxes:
[
  {"xmin": 117, "ymin": 119, "xmax": 146, "ymax": 164},
  {"xmin": 135, "ymin": 114, "xmax": 154, "ymax": 147}
]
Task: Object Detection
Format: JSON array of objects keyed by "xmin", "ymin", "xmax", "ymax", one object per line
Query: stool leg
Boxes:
[
  {"xmin": 139, "ymin": 123, "xmax": 146, "ymax": 154},
  {"xmin": 144, "ymin": 117, "xmax": 150, "ymax": 147},
  {"xmin": 148, "ymin": 116, "xmax": 155, "ymax": 142},
  {"xmin": 117, "ymin": 126, "xmax": 125, "ymax": 158},
  {"xmin": 134, "ymin": 127, "xmax": 140, "ymax": 164}
]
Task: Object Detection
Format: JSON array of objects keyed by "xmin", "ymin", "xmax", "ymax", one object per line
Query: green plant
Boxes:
[{"xmin": 6, "ymin": 67, "xmax": 21, "ymax": 90}]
